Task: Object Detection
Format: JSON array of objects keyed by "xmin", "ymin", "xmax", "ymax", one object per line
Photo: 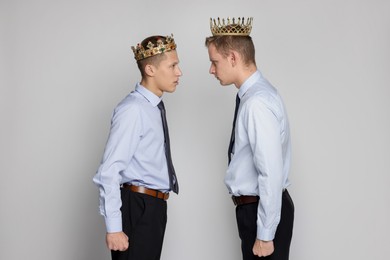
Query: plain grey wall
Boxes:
[{"xmin": 1, "ymin": 0, "xmax": 389, "ymax": 259}]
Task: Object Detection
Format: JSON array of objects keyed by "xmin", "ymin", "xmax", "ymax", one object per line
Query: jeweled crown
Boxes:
[
  {"xmin": 210, "ymin": 17, "xmax": 253, "ymax": 36},
  {"xmin": 131, "ymin": 34, "xmax": 177, "ymax": 61}
]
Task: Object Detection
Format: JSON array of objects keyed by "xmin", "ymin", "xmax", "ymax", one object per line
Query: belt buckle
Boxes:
[{"xmin": 156, "ymin": 190, "xmax": 169, "ymax": 201}]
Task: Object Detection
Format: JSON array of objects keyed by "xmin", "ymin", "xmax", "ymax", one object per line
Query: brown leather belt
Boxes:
[
  {"xmin": 232, "ymin": 195, "xmax": 259, "ymax": 206},
  {"xmin": 123, "ymin": 184, "xmax": 169, "ymax": 201}
]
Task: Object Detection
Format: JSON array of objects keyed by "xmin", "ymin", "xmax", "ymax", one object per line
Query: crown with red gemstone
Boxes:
[
  {"xmin": 131, "ymin": 34, "xmax": 176, "ymax": 61},
  {"xmin": 210, "ymin": 17, "xmax": 253, "ymax": 36}
]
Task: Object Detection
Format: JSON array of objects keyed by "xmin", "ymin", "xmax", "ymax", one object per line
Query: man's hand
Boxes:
[
  {"xmin": 252, "ymin": 239, "xmax": 274, "ymax": 257},
  {"xmin": 106, "ymin": 232, "xmax": 129, "ymax": 251}
]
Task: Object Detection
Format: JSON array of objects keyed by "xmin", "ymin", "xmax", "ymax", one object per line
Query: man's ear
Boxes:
[
  {"xmin": 229, "ymin": 51, "xmax": 238, "ymax": 67},
  {"xmin": 144, "ymin": 64, "xmax": 156, "ymax": 77}
]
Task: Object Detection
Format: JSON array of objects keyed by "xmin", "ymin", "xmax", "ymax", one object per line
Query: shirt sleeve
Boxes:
[
  {"xmin": 93, "ymin": 102, "xmax": 142, "ymax": 233},
  {"xmin": 245, "ymin": 98, "xmax": 284, "ymax": 241}
]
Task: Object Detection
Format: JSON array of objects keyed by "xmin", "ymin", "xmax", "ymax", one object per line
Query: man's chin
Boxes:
[
  {"xmin": 166, "ymin": 86, "xmax": 177, "ymax": 93},
  {"xmin": 219, "ymin": 80, "xmax": 229, "ymax": 86}
]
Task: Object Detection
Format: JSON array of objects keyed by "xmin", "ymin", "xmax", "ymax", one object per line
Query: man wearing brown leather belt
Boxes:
[
  {"xmin": 205, "ymin": 17, "xmax": 295, "ymax": 260},
  {"xmin": 93, "ymin": 34, "xmax": 181, "ymax": 260}
]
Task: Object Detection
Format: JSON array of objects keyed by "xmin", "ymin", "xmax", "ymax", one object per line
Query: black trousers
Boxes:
[
  {"xmin": 236, "ymin": 190, "xmax": 294, "ymax": 260},
  {"xmin": 111, "ymin": 188, "xmax": 167, "ymax": 260}
]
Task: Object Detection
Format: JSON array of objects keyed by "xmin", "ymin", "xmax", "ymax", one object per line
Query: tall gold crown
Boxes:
[
  {"xmin": 210, "ymin": 17, "xmax": 253, "ymax": 36},
  {"xmin": 131, "ymin": 34, "xmax": 177, "ymax": 61}
]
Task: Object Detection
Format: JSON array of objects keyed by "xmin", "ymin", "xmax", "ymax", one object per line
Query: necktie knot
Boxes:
[
  {"xmin": 234, "ymin": 95, "xmax": 241, "ymax": 123},
  {"xmin": 158, "ymin": 101, "xmax": 165, "ymax": 111}
]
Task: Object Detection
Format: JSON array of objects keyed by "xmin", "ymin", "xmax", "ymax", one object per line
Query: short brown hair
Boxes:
[
  {"xmin": 136, "ymin": 36, "xmax": 169, "ymax": 77},
  {"xmin": 205, "ymin": 35, "xmax": 256, "ymax": 66}
]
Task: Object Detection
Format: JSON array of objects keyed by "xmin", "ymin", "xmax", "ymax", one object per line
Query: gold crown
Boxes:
[
  {"xmin": 131, "ymin": 34, "xmax": 177, "ymax": 61},
  {"xmin": 210, "ymin": 17, "xmax": 253, "ymax": 36}
]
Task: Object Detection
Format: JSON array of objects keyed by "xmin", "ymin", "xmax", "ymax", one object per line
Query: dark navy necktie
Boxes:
[
  {"xmin": 228, "ymin": 94, "xmax": 240, "ymax": 164},
  {"xmin": 158, "ymin": 101, "xmax": 179, "ymax": 194}
]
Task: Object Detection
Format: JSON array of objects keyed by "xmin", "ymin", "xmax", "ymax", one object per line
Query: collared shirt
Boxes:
[
  {"xmin": 225, "ymin": 70, "xmax": 292, "ymax": 241},
  {"xmin": 93, "ymin": 83, "xmax": 170, "ymax": 233}
]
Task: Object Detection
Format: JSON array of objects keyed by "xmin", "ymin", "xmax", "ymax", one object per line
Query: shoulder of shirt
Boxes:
[
  {"xmin": 242, "ymin": 80, "xmax": 284, "ymax": 119},
  {"xmin": 245, "ymin": 80, "xmax": 279, "ymax": 105},
  {"xmin": 114, "ymin": 91, "xmax": 145, "ymax": 114}
]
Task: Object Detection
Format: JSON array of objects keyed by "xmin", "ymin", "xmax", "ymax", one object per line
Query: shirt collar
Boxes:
[
  {"xmin": 237, "ymin": 70, "xmax": 262, "ymax": 99},
  {"xmin": 135, "ymin": 83, "xmax": 162, "ymax": 107}
]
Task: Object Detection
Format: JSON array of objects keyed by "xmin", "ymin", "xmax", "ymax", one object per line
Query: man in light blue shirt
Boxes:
[
  {"xmin": 205, "ymin": 17, "xmax": 294, "ymax": 260},
  {"xmin": 93, "ymin": 34, "xmax": 182, "ymax": 260}
]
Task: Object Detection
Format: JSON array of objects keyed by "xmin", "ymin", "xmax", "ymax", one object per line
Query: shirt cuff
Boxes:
[
  {"xmin": 105, "ymin": 217, "xmax": 123, "ymax": 233},
  {"xmin": 257, "ymin": 226, "xmax": 276, "ymax": 241}
]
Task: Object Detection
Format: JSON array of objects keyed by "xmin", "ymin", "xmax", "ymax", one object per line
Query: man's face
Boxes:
[
  {"xmin": 153, "ymin": 50, "xmax": 182, "ymax": 95},
  {"xmin": 207, "ymin": 43, "xmax": 234, "ymax": 86}
]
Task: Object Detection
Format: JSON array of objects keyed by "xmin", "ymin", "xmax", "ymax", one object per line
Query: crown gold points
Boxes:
[
  {"xmin": 210, "ymin": 17, "xmax": 253, "ymax": 36},
  {"xmin": 131, "ymin": 34, "xmax": 177, "ymax": 61}
]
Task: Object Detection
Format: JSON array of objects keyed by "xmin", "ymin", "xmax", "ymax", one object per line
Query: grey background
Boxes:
[{"xmin": 1, "ymin": 0, "xmax": 389, "ymax": 259}]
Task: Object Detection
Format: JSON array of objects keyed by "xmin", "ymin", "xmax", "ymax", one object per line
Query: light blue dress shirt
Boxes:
[
  {"xmin": 93, "ymin": 83, "xmax": 171, "ymax": 233},
  {"xmin": 225, "ymin": 70, "xmax": 292, "ymax": 241}
]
